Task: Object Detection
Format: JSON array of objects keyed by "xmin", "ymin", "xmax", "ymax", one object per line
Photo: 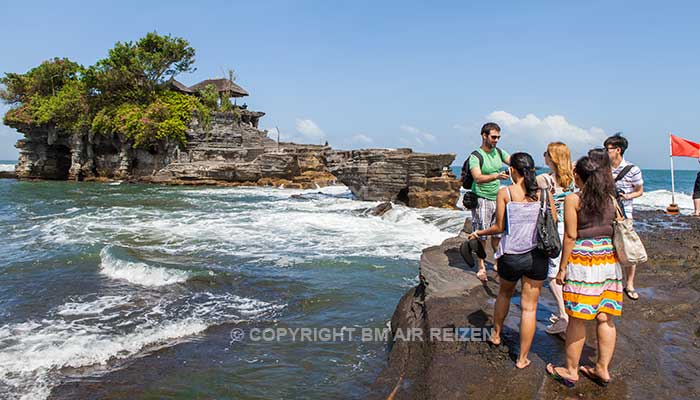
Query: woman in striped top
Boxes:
[{"xmin": 546, "ymin": 156, "xmax": 622, "ymax": 388}]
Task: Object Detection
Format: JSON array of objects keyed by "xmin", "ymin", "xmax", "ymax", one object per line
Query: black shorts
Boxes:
[
  {"xmin": 497, "ymin": 249, "xmax": 548, "ymax": 282},
  {"xmin": 694, "ymin": 172, "xmax": 700, "ymax": 200}
]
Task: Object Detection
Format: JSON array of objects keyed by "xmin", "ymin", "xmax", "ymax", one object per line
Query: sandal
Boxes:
[
  {"xmin": 546, "ymin": 364, "xmax": 577, "ymax": 388},
  {"xmin": 623, "ymin": 288, "xmax": 639, "ymax": 301},
  {"xmin": 549, "ymin": 314, "xmax": 560, "ymax": 324},
  {"xmin": 579, "ymin": 365, "xmax": 611, "ymax": 387}
]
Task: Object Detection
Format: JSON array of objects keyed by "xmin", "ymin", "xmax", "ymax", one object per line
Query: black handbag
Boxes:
[
  {"xmin": 462, "ymin": 191, "xmax": 479, "ymax": 210},
  {"xmin": 536, "ymin": 189, "xmax": 562, "ymax": 258}
]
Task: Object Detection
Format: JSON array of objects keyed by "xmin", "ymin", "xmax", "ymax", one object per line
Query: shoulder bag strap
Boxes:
[
  {"xmin": 614, "ymin": 165, "xmax": 635, "ymax": 182},
  {"xmin": 610, "ymin": 195, "xmax": 625, "ymax": 220}
]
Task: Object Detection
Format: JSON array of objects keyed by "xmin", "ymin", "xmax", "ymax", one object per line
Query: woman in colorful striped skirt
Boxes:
[{"xmin": 546, "ymin": 155, "xmax": 623, "ymax": 388}]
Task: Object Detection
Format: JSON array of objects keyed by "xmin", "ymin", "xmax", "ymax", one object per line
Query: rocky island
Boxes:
[{"xmin": 1, "ymin": 33, "xmax": 459, "ymax": 209}]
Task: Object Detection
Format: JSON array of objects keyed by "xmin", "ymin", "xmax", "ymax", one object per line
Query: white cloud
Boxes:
[
  {"xmin": 399, "ymin": 124, "xmax": 436, "ymax": 148},
  {"xmin": 351, "ymin": 134, "xmax": 373, "ymax": 144},
  {"xmin": 485, "ymin": 111, "xmax": 606, "ymax": 159},
  {"xmin": 295, "ymin": 118, "xmax": 324, "ymax": 141},
  {"xmin": 400, "ymin": 124, "xmax": 420, "ymax": 135}
]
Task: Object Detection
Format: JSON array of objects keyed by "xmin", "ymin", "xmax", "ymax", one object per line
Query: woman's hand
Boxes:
[
  {"xmin": 467, "ymin": 231, "xmax": 480, "ymax": 241},
  {"xmin": 555, "ymin": 269, "xmax": 566, "ymax": 286}
]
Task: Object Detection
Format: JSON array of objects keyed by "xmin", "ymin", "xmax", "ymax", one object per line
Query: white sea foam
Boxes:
[
  {"xmin": 99, "ymin": 246, "xmax": 190, "ymax": 286},
  {"xmin": 56, "ymin": 295, "xmax": 132, "ymax": 316},
  {"xmin": 635, "ymin": 190, "xmax": 695, "ymax": 213},
  {"xmin": 0, "ymin": 318, "xmax": 208, "ymax": 400},
  {"xmin": 0, "ymin": 289, "xmax": 283, "ymax": 400},
  {"xmin": 35, "ymin": 186, "xmax": 462, "ymax": 263},
  {"xmin": 0, "ymin": 163, "xmax": 15, "ymax": 172}
]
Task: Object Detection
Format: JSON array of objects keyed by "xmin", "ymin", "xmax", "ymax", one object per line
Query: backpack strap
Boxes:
[
  {"xmin": 471, "ymin": 150, "xmax": 484, "ymax": 169},
  {"xmin": 614, "ymin": 164, "xmax": 635, "ymax": 182},
  {"xmin": 496, "ymin": 147, "xmax": 506, "ymax": 164}
]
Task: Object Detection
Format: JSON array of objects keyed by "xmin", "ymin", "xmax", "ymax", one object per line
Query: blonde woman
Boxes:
[{"xmin": 536, "ymin": 142, "xmax": 575, "ymax": 335}]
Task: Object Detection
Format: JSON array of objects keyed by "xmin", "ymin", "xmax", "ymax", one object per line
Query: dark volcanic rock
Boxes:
[
  {"xmin": 372, "ymin": 212, "xmax": 700, "ymax": 399},
  {"xmin": 0, "ymin": 170, "xmax": 17, "ymax": 179},
  {"xmin": 370, "ymin": 201, "xmax": 393, "ymax": 216}
]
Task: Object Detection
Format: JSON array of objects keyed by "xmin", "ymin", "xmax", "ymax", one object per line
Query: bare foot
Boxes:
[
  {"xmin": 515, "ymin": 358, "xmax": 531, "ymax": 369},
  {"xmin": 476, "ymin": 268, "xmax": 488, "ymax": 283},
  {"xmin": 486, "ymin": 336, "xmax": 501, "ymax": 346},
  {"xmin": 579, "ymin": 365, "xmax": 611, "ymax": 384}
]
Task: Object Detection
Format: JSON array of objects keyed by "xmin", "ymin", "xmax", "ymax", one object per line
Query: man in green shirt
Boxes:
[{"xmin": 468, "ymin": 122, "xmax": 510, "ymax": 282}]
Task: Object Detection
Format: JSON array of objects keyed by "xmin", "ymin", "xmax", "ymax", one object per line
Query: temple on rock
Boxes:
[{"xmin": 9, "ymin": 77, "xmax": 459, "ymax": 208}]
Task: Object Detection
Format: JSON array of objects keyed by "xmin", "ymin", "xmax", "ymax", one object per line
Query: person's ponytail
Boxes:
[
  {"xmin": 510, "ymin": 152, "xmax": 539, "ymax": 200},
  {"xmin": 522, "ymin": 166, "xmax": 539, "ymax": 201}
]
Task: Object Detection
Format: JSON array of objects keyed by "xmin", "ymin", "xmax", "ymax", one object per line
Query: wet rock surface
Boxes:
[{"xmin": 372, "ymin": 211, "xmax": 700, "ymax": 399}]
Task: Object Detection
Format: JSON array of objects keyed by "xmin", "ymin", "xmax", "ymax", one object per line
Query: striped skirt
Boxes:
[{"xmin": 562, "ymin": 237, "xmax": 623, "ymax": 320}]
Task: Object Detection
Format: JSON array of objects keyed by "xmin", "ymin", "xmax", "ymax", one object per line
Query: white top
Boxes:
[{"xmin": 612, "ymin": 158, "xmax": 643, "ymax": 217}]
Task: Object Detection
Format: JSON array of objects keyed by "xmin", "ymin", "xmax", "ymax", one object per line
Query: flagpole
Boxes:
[
  {"xmin": 667, "ymin": 133, "xmax": 679, "ymax": 214},
  {"xmin": 670, "ymin": 133, "xmax": 676, "ymax": 204}
]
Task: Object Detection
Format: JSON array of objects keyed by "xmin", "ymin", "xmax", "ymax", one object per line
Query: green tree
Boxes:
[{"xmin": 87, "ymin": 32, "xmax": 196, "ymax": 105}]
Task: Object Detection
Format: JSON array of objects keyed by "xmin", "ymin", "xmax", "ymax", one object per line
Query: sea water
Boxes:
[{"xmin": 0, "ymin": 175, "xmax": 462, "ymax": 399}]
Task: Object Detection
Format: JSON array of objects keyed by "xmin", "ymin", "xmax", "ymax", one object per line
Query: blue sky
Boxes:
[{"xmin": 2, "ymin": 1, "xmax": 700, "ymax": 169}]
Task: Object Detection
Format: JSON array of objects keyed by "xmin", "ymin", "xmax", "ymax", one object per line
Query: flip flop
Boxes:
[
  {"xmin": 579, "ymin": 365, "xmax": 611, "ymax": 387},
  {"xmin": 546, "ymin": 364, "xmax": 577, "ymax": 388},
  {"xmin": 623, "ymin": 288, "xmax": 639, "ymax": 301}
]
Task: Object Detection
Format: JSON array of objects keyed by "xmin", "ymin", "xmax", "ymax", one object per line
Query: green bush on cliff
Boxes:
[
  {"xmin": 0, "ymin": 32, "xmax": 212, "ymax": 148},
  {"xmin": 92, "ymin": 91, "xmax": 209, "ymax": 148}
]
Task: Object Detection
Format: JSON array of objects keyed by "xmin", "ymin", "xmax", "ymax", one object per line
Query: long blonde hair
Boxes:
[{"xmin": 547, "ymin": 142, "xmax": 574, "ymax": 189}]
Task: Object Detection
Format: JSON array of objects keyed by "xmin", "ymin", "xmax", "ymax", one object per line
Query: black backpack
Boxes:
[{"xmin": 460, "ymin": 148, "xmax": 505, "ymax": 190}]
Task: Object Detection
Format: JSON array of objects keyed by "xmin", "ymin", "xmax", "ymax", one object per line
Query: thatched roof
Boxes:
[
  {"xmin": 167, "ymin": 78, "xmax": 194, "ymax": 94},
  {"xmin": 189, "ymin": 78, "xmax": 249, "ymax": 98}
]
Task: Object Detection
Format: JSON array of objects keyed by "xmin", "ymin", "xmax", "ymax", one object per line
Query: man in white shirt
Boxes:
[{"xmin": 605, "ymin": 133, "xmax": 644, "ymax": 300}]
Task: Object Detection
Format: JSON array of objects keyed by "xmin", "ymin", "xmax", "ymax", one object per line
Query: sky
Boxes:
[{"xmin": 2, "ymin": 1, "xmax": 700, "ymax": 169}]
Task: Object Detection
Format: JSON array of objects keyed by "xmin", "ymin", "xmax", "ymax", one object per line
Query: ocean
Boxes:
[{"xmin": 0, "ymin": 159, "xmax": 697, "ymax": 399}]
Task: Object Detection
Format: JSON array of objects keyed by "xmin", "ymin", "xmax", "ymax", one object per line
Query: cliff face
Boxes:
[
  {"xmin": 10, "ymin": 111, "xmax": 460, "ymax": 208},
  {"xmin": 328, "ymin": 149, "xmax": 460, "ymax": 208}
]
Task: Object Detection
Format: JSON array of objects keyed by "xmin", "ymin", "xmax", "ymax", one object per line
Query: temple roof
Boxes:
[
  {"xmin": 167, "ymin": 78, "xmax": 194, "ymax": 94},
  {"xmin": 189, "ymin": 78, "xmax": 249, "ymax": 98}
]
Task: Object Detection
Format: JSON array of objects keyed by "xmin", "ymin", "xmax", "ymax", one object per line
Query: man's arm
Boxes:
[
  {"xmin": 621, "ymin": 167, "xmax": 644, "ymax": 200},
  {"xmin": 471, "ymin": 166, "xmax": 508, "ymax": 184},
  {"xmin": 622, "ymin": 184, "xmax": 643, "ymax": 200}
]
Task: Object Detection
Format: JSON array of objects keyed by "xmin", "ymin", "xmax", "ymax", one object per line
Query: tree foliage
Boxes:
[
  {"xmin": 1, "ymin": 32, "xmax": 210, "ymax": 147},
  {"xmin": 86, "ymin": 32, "xmax": 196, "ymax": 105}
]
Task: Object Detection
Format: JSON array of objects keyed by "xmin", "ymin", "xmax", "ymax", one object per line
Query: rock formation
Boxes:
[
  {"xmin": 328, "ymin": 149, "xmax": 460, "ymax": 208},
  {"xmin": 370, "ymin": 211, "xmax": 700, "ymax": 399},
  {"xmin": 9, "ymin": 110, "xmax": 460, "ymax": 208}
]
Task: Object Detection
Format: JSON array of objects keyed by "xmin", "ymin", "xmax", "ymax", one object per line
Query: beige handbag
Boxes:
[{"xmin": 611, "ymin": 196, "xmax": 648, "ymax": 265}]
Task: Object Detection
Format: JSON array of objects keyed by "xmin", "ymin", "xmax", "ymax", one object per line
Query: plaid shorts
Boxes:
[{"xmin": 470, "ymin": 197, "xmax": 501, "ymax": 239}]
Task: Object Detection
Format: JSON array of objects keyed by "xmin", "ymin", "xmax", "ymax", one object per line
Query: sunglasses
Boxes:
[
  {"xmin": 543, "ymin": 151, "xmax": 550, "ymax": 158},
  {"xmin": 488, "ymin": 135, "xmax": 501, "ymax": 140}
]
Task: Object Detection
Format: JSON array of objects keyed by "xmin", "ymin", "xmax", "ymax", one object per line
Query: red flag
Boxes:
[{"xmin": 670, "ymin": 134, "xmax": 700, "ymax": 157}]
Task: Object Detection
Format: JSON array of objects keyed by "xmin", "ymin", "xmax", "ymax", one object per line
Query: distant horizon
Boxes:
[{"xmin": 2, "ymin": 1, "xmax": 700, "ymax": 169}]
